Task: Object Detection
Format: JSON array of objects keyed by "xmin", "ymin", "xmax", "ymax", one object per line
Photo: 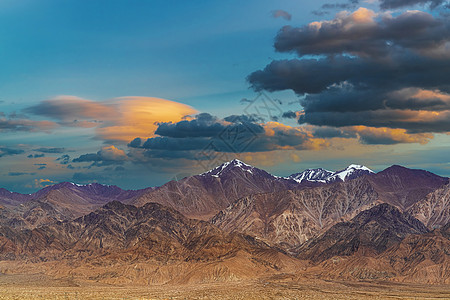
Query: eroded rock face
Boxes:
[
  {"xmin": 212, "ymin": 165, "xmax": 448, "ymax": 253},
  {"xmin": 212, "ymin": 177, "xmax": 381, "ymax": 252},
  {"xmin": 408, "ymin": 183, "xmax": 450, "ymax": 229},
  {"xmin": 296, "ymin": 203, "xmax": 429, "ymax": 262}
]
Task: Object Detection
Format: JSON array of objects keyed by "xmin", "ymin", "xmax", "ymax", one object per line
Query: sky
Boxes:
[{"xmin": 1, "ymin": 0, "xmax": 450, "ymax": 192}]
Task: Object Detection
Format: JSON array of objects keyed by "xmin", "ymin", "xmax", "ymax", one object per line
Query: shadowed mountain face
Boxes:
[
  {"xmin": 296, "ymin": 204, "xmax": 429, "ymax": 262},
  {"xmin": 367, "ymin": 165, "xmax": 449, "ymax": 211}
]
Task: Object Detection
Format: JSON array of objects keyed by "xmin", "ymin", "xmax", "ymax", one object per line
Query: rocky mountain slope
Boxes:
[
  {"xmin": 296, "ymin": 204, "xmax": 429, "ymax": 262},
  {"xmin": 0, "ymin": 183, "xmax": 151, "ymax": 229},
  {"xmin": 128, "ymin": 159, "xmax": 309, "ymax": 220},
  {"xmin": 408, "ymin": 182, "xmax": 450, "ymax": 229},
  {"xmin": 212, "ymin": 164, "xmax": 449, "ymax": 252},
  {"xmin": 0, "ymin": 160, "xmax": 449, "ymax": 285},
  {"xmin": 212, "ymin": 176, "xmax": 381, "ymax": 251},
  {"xmin": 298, "ymin": 209, "xmax": 449, "ymax": 284},
  {"xmin": 0, "ymin": 201, "xmax": 302, "ymax": 284}
]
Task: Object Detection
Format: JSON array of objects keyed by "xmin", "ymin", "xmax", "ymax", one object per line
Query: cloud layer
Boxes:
[
  {"xmin": 248, "ymin": 8, "xmax": 450, "ymax": 137},
  {"xmin": 25, "ymin": 96, "xmax": 197, "ymax": 142}
]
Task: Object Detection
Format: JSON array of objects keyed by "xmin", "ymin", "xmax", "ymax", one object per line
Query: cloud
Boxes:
[
  {"xmin": 25, "ymin": 96, "xmax": 197, "ymax": 143},
  {"xmin": 298, "ymin": 109, "xmax": 450, "ymax": 133},
  {"xmin": 154, "ymin": 113, "xmax": 225, "ymax": 138},
  {"xmin": 73, "ymin": 145, "xmax": 127, "ymax": 167},
  {"xmin": 129, "ymin": 114, "xmax": 328, "ymax": 163},
  {"xmin": 0, "ymin": 116, "xmax": 57, "ymax": 132},
  {"xmin": 24, "ymin": 95, "xmax": 118, "ymax": 123},
  {"xmin": 248, "ymin": 7, "xmax": 450, "ymax": 135},
  {"xmin": 0, "ymin": 147, "xmax": 24, "ymax": 157},
  {"xmin": 34, "ymin": 179, "xmax": 56, "ymax": 188},
  {"xmin": 273, "ymin": 8, "xmax": 449, "ymax": 59},
  {"xmin": 346, "ymin": 126, "xmax": 434, "ymax": 144},
  {"xmin": 28, "ymin": 153, "xmax": 45, "ymax": 158},
  {"xmin": 33, "ymin": 147, "xmax": 66, "ymax": 154},
  {"xmin": 271, "ymin": 10, "xmax": 292, "ymax": 20},
  {"xmin": 8, "ymin": 172, "xmax": 36, "ymax": 176},
  {"xmin": 282, "ymin": 111, "xmax": 298, "ymax": 119},
  {"xmin": 56, "ymin": 154, "xmax": 70, "ymax": 164},
  {"xmin": 378, "ymin": 0, "xmax": 447, "ymax": 9}
]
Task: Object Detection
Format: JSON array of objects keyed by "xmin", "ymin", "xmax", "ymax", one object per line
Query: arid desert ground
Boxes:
[{"xmin": 0, "ymin": 274, "xmax": 449, "ymax": 300}]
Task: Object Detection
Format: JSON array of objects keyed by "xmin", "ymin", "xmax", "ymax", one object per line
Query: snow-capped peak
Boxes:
[
  {"xmin": 200, "ymin": 159, "xmax": 256, "ymax": 177},
  {"xmin": 329, "ymin": 164, "xmax": 374, "ymax": 182},
  {"xmin": 288, "ymin": 168, "xmax": 334, "ymax": 183},
  {"xmin": 287, "ymin": 164, "xmax": 374, "ymax": 183}
]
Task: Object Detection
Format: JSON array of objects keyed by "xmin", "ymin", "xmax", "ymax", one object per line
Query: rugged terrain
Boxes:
[{"xmin": 0, "ymin": 159, "xmax": 449, "ymax": 291}]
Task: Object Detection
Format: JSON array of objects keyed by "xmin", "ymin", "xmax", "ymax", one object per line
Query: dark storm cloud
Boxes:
[
  {"xmin": 298, "ymin": 110, "xmax": 450, "ymax": 133},
  {"xmin": 249, "ymin": 55, "xmax": 450, "ymax": 95},
  {"xmin": 271, "ymin": 10, "xmax": 292, "ymax": 21},
  {"xmin": 73, "ymin": 153, "xmax": 102, "ymax": 162},
  {"xmin": 155, "ymin": 113, "xmax": 226, "ymax": 138},
  {"xmin": 379, "ymin": 0, "xmax": 447, "ymax": 9},
  {"xmin": 282, "ymin": 111, "xmax": 297, "ymax": 119},
  {"xmin": 273, "ymin": 9, "xmax": 449, "ymax": 58},
  {"xmin": 72, "ymin": 146, "xmax": 127, "ymax": 167},
  {"xmin": 0, "ymin": 147, "xmax": 24, "ymax": 157},
  {"xmin": 248, "ymin": 8, "xmax": 450, "ymax": 134},
  {"xmin": 128, "ymin": 113, "xmax": 328, "ymax": 161},
  {"xmin": 33, "ymin": 147, "xmax": 65, "ymax": 154},
  {"xmin": 128, "ymin": 138, "xmax": 142, "ymax": 148}
]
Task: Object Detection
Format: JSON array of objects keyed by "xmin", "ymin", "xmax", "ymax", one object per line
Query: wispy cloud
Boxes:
[{"xmin": 271, "ymin": 10, "xmax": 292, "ymax": 20}]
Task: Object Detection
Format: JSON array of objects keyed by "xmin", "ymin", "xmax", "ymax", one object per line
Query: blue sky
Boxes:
[{"xmin": 1, "ymin": 0, "xmax": 450, "ymax": 192}]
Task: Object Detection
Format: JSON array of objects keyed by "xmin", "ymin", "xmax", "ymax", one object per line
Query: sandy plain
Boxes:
[{"xmin": 0, "ymin": 274, "xmax": 449, "ymax": 300}]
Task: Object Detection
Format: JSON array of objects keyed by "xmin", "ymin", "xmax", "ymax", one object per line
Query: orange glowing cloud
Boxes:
[
  {"xmin": 348, "ymin": 125, "xmax": 434, "ymax": 145},
  {"xmin": 97, "ymin": 97, "xmax": 197, "ymax": 142},
  {"xmin": 262, "ymin": 122, "xmax": 329, "ymax": 150},
  {"xmin": 27, "ymin": 95, "xmax": 198, "ymax": 143}
]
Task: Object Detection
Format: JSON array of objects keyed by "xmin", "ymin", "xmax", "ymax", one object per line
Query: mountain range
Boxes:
[{"xmin": 0, "ymin": 159, "xmax": 449, "ymax": 285}]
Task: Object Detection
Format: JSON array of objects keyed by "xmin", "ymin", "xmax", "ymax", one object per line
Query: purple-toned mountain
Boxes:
[
  {"xmin": 367, "ymin": 165, "xmax": 448, "ymax": 211},
  {"xmin": 0, "ymin": 183, "xmax": 151, "ymax": 229},
  {"xmin": 128, "ymin": 159, "xmax": 310, "ymax": 219}
]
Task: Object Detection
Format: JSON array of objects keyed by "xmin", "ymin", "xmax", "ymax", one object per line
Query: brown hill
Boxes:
[{"xmin": 0, "ymin": 201, "xmax": 302, "ymax": 284}]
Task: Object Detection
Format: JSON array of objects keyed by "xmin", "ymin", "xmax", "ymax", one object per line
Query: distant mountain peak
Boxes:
[
  {"xmin": 288, "ymin": 164, "xmax": 374, "ymax": 183},
  {"xmin": 200, "ymin": 158, "xmax": 257, "ymax": 177}
]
